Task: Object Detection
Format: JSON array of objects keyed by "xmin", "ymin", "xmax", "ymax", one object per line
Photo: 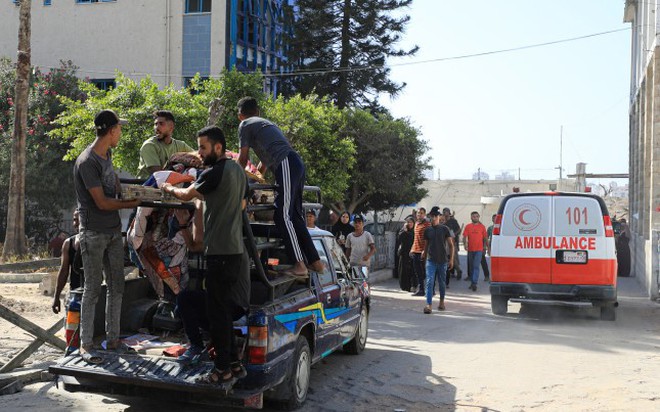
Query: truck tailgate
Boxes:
[{"xmin": 49, "ymin": 353, "xmax": 263, "ymax": 407}]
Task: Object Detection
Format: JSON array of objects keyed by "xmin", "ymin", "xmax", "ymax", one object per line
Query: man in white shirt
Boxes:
[{"xmin": 345, "ymin": 215, "xmax": 376, "ymax": 277}]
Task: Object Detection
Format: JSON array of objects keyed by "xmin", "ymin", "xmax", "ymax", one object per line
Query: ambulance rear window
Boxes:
[
  {"xmin": 501, "ymin": 196, "xmax": 552, "ymax": 236},
  {"xmin": 553, "ymin": 197, "xmax": 604, "ymax": 237}
]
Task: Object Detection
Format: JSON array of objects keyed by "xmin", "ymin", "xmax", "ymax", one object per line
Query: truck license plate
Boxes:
[{"xmin": 560, "ymin": 250, "xmax": 587, "ymax": 264}]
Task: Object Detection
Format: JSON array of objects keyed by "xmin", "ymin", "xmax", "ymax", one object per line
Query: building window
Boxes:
[
  {"xmin": 90, "ymin": 78, "xmax": 116, "ymax": 91},
  {"xmin": 185, "ymin": 0, "xmax": 211, "ymax": 14},
  {"xmin": 44, "ymin": 0, "xmax": 51, "ymax": 5}
]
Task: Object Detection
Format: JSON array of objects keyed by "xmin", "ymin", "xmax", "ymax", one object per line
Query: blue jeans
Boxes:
[
  {"xmin": 467, "ymin": 251, "xmax": 483, "ymax": 285},
  {"xmin": 425, "ymin": 260, "xmax": 448, "ymax": 305}
]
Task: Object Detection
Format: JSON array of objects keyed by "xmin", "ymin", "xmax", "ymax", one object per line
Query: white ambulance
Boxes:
[{"xmin": 489, "ymin": 192, "xmax": 618, "ymax": 320}]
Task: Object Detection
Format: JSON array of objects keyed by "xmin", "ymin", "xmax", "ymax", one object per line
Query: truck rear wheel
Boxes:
[
  {"xmin": 491, "ymin": 295, "xmax": 508, "ymax": 315},
  {"xmin": 344, "ymin": 306, "xmax": 368, "ymax": 354},
  {"xmin": 272, "ymin": 335, "xmax": 311, "ymax": 410}
]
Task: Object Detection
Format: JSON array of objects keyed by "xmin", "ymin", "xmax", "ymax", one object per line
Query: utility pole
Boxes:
[{"xmin": 555, "ymin": 125, "xmax": 563, "ymax": 190}]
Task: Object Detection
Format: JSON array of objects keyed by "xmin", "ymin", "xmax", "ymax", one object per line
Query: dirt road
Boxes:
[{"xmin": 0, "ymin": 273, "xmax": 659, "ymax": 411}]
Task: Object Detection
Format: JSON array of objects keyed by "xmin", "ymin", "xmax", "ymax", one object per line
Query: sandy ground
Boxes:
[{"xmin": 1, "ymin": 268, "xmax": 659, "ymax": 411}]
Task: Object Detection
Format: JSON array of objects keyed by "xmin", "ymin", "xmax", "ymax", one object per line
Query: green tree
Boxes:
[
  {"xmin": 0, "ymin": 58, "xmax": 84, "ymax": 247},
  {"xmin": 284, "ymin": 0, "xmax": 418, "ymax": 110},
  {"xmin": 264, "ymin": 94, "xmax": 355, "ymax": 203},
  {"xmin": 334, "ymin": 109, "xmax": 429, "ymax": 214}
]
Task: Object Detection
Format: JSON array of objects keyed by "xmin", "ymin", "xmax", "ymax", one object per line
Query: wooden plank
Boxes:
[
  {"xmin": 0, "ymin": 303, "xmax": 66, "ymax": 350},
  {"xmin": 0, "ymin": 368, "xmax": 45, "ymax": 388},
  {"xmin": 0, "ymin": 319, "xmax": 63, "ymax": 373}
]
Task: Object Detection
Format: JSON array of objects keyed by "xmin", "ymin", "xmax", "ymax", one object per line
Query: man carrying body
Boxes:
[
  {"xmin": 462, "ymin": 211, "xmax": 488, "ymax": 292},
  {"xmin": 137, "ymin": 110, "xmax": 196, "ymax": 179},
  {"xmin": 422, "ymin": 209, "xmax": 454, "ymax": 314},
  {"xmin": 74, "ymin": 110, "xmax": 141, "ymax": 364},
  {"xmin": 162, "ymin": 126, "xmax": 249, "ymax": 390},
  {"xmin": 410, "ymin": 208, "xmax": 430, "ymax": 296},
  {"xmin": 236, "ymin": 97, "xmax": 323, "ymax": 276},
  {"xmin": 345, "ymin": 216, "xmax": 376, "ymax": 278}
]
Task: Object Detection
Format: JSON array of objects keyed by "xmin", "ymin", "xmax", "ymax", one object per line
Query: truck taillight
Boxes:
[
  {"xmin": 492, "ymin": 214, "xmax": 503, "ymax": 235},
  {"xmin": 248, "ymin": 326, "xmax": 268, "ymax": 364},
  {"xmin": 603, "ymin": 216, "xmax": 614, "ymax": 238}
]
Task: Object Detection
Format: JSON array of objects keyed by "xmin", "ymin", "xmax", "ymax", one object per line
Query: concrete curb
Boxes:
[
  {"xmin": 0, "ymin": 272, "xmax": 48, "ymax": 283},
  {"xmin": 368, "ymin": 268, "xmax": 395, "ymax": 285},
  {"xmin": 0, "ymin": 258, "xmax": 59, "ymax": 273}
]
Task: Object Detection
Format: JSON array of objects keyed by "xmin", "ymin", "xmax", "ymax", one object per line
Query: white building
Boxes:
[
  {"xmin": 0, "ymin": 0, "xmax": 292, "ymax": 91},
  {"xmin": 623, "ymin": 0, "xmax": 660, "ymax": 299}
]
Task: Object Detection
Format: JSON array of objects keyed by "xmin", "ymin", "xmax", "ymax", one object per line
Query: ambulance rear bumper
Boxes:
[{"xmin": 490, "ymin": 282, "xmax": 617, "ymax": 303}]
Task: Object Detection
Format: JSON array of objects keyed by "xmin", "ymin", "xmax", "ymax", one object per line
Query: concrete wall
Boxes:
[
  {"xmin": 0, "ymin": 0, "xmax": 229, "ymax": 88},
  {"xmin": 624, "ymin": 0, "xmax": 660, "ymax": 300}
]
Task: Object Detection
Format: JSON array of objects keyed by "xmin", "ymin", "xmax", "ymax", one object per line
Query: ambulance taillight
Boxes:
[
  {"xmin": 603, "ymin": 216, "xmax": 614, "ymax": 238},
  {"xmin": 492, "ymin": 214, "xmax": 503, "ymax": 235}
]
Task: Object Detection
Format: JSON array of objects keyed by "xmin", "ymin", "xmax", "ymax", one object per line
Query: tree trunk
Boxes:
[
  {"xmin": 2, "ymin": 0, "xmax": 32, "ymax": 260},
  {"xmin": 336, "ymin": 0, "xmax": 352, "ymax": 109}
]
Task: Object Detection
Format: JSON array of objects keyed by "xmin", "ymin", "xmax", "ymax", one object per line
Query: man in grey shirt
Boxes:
[
  {"xmin": 74, "ymin": 109, "xmax": 140, "ymax": 364},
  {"xmin": 236, "ymin": 97, "xmax": 323, "ymax": 277}
]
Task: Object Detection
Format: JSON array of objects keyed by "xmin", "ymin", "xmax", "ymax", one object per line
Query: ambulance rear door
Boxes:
[
  {"xmin": 495, "ymin": 195, "xmax": 553, "ymax": 284},
  {"xmin": 551, "ymin": 195, "xmax": 616, "ymax": 285}
]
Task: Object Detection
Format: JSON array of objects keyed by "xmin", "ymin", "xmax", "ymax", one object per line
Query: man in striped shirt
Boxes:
[{"xmin": 410, "ymin": 208, "xmax": 430, "ymax": 296}]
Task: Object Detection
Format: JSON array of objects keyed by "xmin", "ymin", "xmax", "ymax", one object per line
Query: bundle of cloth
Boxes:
[{"xmin": 127, "ymin": 168, "xmax": 196, "ymax": 299}]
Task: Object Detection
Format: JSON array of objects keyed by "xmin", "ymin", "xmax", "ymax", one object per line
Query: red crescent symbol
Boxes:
[{"xmin": 519, "ymin": 209, "xmax": 530, "ymax": 225}]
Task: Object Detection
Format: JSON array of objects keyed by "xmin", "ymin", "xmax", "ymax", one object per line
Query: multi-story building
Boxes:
[
  {"xmin": 623, "ymin": 0, "xmax": 660, "ymax": 299},
  {"xmin": 0, "ymin": 0, "xmax": 293, "ymax": 93}
]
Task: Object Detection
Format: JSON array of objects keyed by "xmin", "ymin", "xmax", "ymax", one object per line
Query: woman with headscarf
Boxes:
[{"xmin": 332, "ymin": 211, "xmax": 355, "ymax": 253}]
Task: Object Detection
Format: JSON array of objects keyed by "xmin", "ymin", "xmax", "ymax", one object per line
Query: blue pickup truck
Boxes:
[{"xmin": 49, "ymin": 185, "xmax": 370, "ymax": 410}]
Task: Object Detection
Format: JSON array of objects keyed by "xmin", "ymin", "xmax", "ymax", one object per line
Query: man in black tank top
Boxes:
[{"xmin": 52, "ymin": 211, "xmax": 84, "ymax": 314}]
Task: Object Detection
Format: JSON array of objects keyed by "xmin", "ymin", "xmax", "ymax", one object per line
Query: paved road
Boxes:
[{"xmin": 2, "ymin": 266, "xmax": 659, "ymax": 411}]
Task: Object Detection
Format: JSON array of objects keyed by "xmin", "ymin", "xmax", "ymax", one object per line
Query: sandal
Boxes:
[
  {"xmin": 196, "ymin": 367, "xmax": 237, "ymax": 390},
  {"xmin": 80, "ymin": 349, "xmax": 104, "ymax": 365},
  {"xmin": 423, "ymin": 305, "xmax": 432, "ymax": 314},
  {"xmin": 231, "ymin": 361, "xmax": 247, "ymax": 379}
]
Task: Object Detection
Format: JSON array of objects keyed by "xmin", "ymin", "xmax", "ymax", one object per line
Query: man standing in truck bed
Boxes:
[
  {"xmin": 236, "ymin": 96, "xmax": 324, "ymax": 277},
  {"xmin": 162, "ymin": 125, "xmax": 249, "ymax": 390}
]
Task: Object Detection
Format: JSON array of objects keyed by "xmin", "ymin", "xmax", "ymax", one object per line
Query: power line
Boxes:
[
  {"xmin": 261, "ymin": 27, "xmax": 631, "ymax": 78},
  {"xmin": 21, "ymin": 27, "xmax": 631, "ymax": 80}
]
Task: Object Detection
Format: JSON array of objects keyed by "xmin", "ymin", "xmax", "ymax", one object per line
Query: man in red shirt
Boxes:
[
  {"xmin": 462, "ymin": 211, "xmax": 488, "ymax": 291},
  {"xmin": 410, "ymin": 208, "xmax": 430, "ymax": 296}
]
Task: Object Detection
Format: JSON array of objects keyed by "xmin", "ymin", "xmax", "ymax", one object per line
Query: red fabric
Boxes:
[
  {"xmin": 162, "ymin": 345, "xmax": 187, "ymax": 357},
  {"xmin": 410, "ymin": 220, "xmax": 430, "ymax": 253},
  {"xmin": 463, "ymin": 222, "xmax": 488, "ymax": 251}
]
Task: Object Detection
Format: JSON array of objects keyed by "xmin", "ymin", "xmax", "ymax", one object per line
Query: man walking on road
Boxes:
[
  {"xmin": 422, "ymin": 209, "xmax": 454, "ymax": 314},
  {"xmin": 410, "ymin": 208, "xmax": 430, "ymax": 296},
  {"xmin": 443, "ymin": 208, "xmax": 463, "ymax": 280},
  {"xmin": 462, "ymin": 211, "xmax": 488, "ymax": 291}
]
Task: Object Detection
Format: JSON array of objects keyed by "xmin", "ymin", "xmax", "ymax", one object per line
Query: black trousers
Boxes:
[
  {"xmin": 273, "ymin": 152, "xmax": 320, "ymax": 265},
  {"xmin": 205, "ymin": 254, "xmax": 242, "ymax": 371},
  {"xmin": 177, "ymin": 289, "xmax": 208, "ymax": 348},
  {"xmin": 411, "ymin": 253, "xmax": 425, "ymax": 291}
]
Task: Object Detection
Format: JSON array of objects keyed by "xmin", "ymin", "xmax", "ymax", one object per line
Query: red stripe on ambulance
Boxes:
[{"xmin": 492, "ymin": 256, "xmax": 617, "ymax": 285}]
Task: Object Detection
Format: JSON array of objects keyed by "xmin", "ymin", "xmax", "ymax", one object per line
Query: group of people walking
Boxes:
[{"xmin": 397, "ymin": 207, "xmax": 494, "ymax": 314}]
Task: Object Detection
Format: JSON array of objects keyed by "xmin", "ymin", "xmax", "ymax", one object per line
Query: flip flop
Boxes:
[{"xmin": 80, "ymin": 350, "xmax": 104, "ymax": 365}]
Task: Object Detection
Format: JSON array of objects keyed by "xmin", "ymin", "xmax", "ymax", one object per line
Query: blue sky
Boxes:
[{"xmin": 383, "ymin": 0, "xmax": 631, "ymax": 183}]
